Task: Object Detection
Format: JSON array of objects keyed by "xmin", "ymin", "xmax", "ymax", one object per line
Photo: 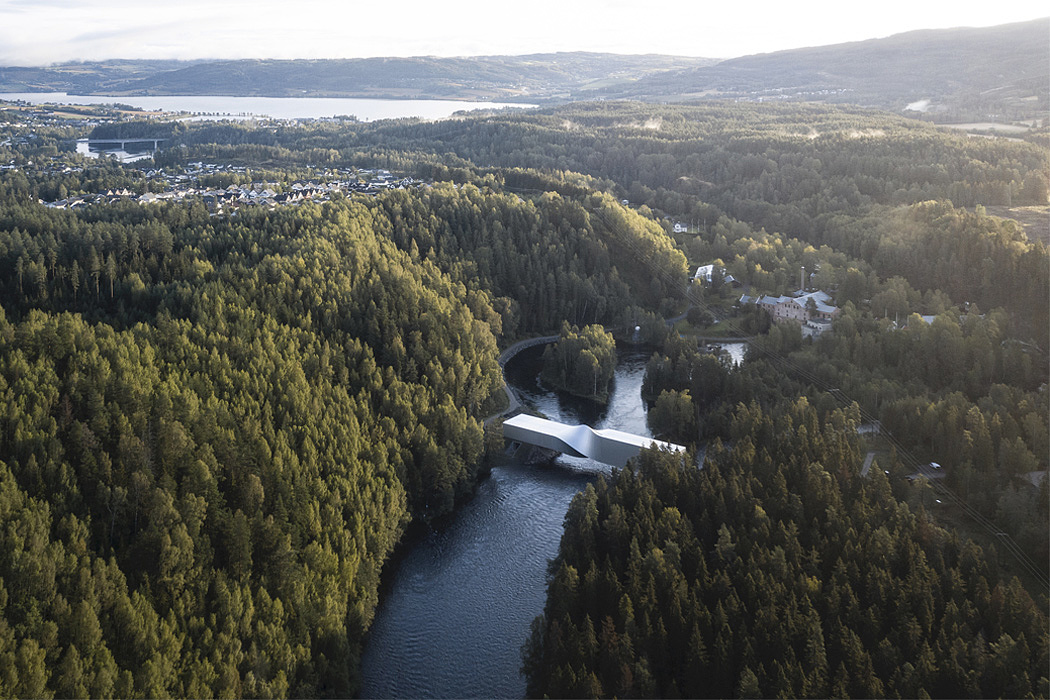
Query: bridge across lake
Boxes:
[
  {"xmin": 78, "ymin": 137, "xmax": 167, "ymax": 151},
  {"xmin": 503, "ymin": 413, "xmax": 686, "ymax": 468}
]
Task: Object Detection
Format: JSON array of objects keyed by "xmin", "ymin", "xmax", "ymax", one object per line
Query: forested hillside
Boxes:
[
  {"xmin": 0, "ymin": 134, "xmax": 680, "ymax": 693},
  {"xmin": 2, "ymin": 18, "xmax": 1043, "ymax": 117},
  {"xmin": 484, "ymin": 102, "xmax": 1048, "ymax": 698},
  {"xmin": 523, "ymin": 411, "xmax": 1048, "ymax": 698},
  {"xmin": 0, "ymin": 95, "xmax": 1047, "ymax": 697},
  {"xmin": 138, "ymin": 101, "xmax": 1048, "ymax": 335},
  {"xmin": 345, "ymin": 101, "xmax": 1050, "ymax": 338},
  {"xmin": 0, "ymin": 198, "xmax": 503, "ymax": 695},
  {"xmin": 0, "ymin": 53, "xmax": 713, "ymax": 102},
  {"xmin": 619, "ymin": 18, "xmax": 1049, "ymax": 120}
]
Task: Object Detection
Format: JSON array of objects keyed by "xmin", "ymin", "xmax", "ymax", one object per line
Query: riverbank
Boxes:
[{"xmin": 360, "ymin": 347, "xmax": 655, "ymax": 698}]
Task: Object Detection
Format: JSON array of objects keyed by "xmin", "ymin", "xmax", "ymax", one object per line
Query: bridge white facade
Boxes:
[{"xmin": 503, "ymin": 414, "xmax": 686, "ymax": 468}]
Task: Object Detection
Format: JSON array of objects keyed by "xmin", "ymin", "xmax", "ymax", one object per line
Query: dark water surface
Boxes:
[{"xmin": 360, "ymin": 347, "xmax": 652, "ymax": 698}]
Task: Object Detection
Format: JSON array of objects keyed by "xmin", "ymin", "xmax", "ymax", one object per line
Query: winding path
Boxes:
[
  {"xmin": 483, "ymin": 313, "xmax": 756, "ymax": 427},
  {"xmin": 498, "ymin": 335, "xmax": 560, "ymax": 368},
  {"xmin": 861, "ymin": 451, "xmax": 876, "ymax": 477},
  {"xmin": 484, "ymin": 335, "xmax": 559, "ymax": 426}
]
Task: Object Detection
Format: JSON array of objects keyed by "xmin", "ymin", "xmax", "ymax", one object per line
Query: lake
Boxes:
[{"xmin": 0, "ymin": 92, "xmax": 535, "ymax": 121}]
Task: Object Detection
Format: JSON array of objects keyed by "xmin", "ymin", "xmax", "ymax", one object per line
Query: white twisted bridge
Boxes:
[{"xmin": 503, "ymin": 414, "xmax": 686, "ymax": 468}]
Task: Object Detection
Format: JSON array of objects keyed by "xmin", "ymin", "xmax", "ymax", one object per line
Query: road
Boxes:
[
  {"xmin": 861, "ymin": 451, "xmax": 876, "ymax": 477},
  {"xmin": 498, "ymin": 335, "xmax": 559, "ymax": 367},
  {"xmin": 485, "ymin": 334, "xmax": 559, "ymax": 427},
  {"xmin": 484, "ymin": 315, "xmax": 754, "ymax": 427}
]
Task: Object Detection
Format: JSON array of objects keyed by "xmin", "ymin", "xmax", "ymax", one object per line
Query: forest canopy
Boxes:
[
  {"xmin": 523, "ymin": 404, "xmax": 1049, "ymax": 698},
  {"xmin": 0, "ymin": 120, "xmax": 688, "ymax": 694},
  {"xmin": 0, "ymin": 96, "xmax": 1046, "ymax": 698},
  {"xmin": 541, "ymin": 322, "xmax": 618, "ymax": 403}
]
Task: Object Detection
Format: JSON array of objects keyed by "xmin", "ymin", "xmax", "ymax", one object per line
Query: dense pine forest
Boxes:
[
  {"xmin": 541, "ymin": 323, "xmax": 618, "ymax": 403},
  {"xmin": 0, "ymin": 96, "xmax": 1047, "ymax": 697},
  {"xmin": 523, "ymin": 411, "xmax": 1047, "ymax": 698}
]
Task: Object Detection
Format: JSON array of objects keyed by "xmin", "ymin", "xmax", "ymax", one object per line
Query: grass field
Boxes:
[{"xmin": 982, "ymin": 205, "xmax": 1050, "ymax": 246}]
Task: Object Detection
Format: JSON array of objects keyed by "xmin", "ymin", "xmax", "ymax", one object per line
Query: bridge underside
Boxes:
[{"xmin": 502, "ymin": 414, "xmax": 686, "ymax": 468}]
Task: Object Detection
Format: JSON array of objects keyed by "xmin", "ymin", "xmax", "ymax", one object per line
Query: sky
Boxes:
[{"xmin": 0, "ymin": 0, "xmax": 1047, "ymax": 66}]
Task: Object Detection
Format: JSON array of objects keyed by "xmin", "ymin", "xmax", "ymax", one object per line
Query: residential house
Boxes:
[
  {"xmin": 694, "ymin": 264, "xmax": 725, "ymax": 284},
  {"xmin": 802, "ymin": 318, "xmax": 834, "ymax": 337}
]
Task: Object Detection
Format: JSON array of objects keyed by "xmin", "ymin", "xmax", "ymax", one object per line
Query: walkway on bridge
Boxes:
[{"xmin": 503, "ymin": 414, "xmax": 686, "ymax": 468}]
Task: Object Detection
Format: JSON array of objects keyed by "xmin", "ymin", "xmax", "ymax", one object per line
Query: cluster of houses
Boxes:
[
  {"xmin": 692, "ymin": 262, "xmax": 840, "ymax": 337},
  {"xmin": 2, "ymin": 157, "xmax": 82, "ymax": 176},
  {"xmin": 739, "ymin": 289, "xmax": 841, "ymax": 336},
  {"xmin": 41, "ymin": 164, "xmax": 427, "ymax": 212}
]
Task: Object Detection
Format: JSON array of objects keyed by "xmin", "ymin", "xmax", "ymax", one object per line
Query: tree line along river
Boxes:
[{"xmin": 359, "ymin": 345, "xmax": 654, "ymax": 698}]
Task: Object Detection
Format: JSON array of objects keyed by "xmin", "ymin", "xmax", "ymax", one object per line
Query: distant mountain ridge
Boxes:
[
  {"xmin": 0, "ymin": 18, "xmax": 1045, "ymax": 121},
  {"xmin": 0, "ymin": 59, "xmax": 201, "ymax": 95},
  {"xmin": 617, "ymin": 18, "xmax": 1049, "ymax": 121},
  {"xmin": 0, "ymin": 53, "xmax": 716, "ymax": 103}
]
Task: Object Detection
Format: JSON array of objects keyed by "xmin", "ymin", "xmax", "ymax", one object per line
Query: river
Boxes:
[
  {"xmin": 0, "ymin": 92, "xmax": 534, "ymax": 121},
  {"xmin": 359, "ymin": 345, "xmax": 652, "ymax": 698}
]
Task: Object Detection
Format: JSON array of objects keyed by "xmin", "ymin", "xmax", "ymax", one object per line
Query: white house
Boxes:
[{"xmin": 693, "ymin": 264, "xmax": 726, "ymax": 284}]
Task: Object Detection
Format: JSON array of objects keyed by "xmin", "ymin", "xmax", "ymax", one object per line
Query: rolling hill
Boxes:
[
  {"xmin": 0, "ymin": 53, "xmax": 716, "ymax": 103},
  {"xmin": 617, "ymin": 18, "xmax": 1049, "ymax": 121}
]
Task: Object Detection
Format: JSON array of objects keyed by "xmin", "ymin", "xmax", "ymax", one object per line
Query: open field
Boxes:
[
  {"xmin": 940, "ymin": 122, "xmax": 1034, "ymax": 133},
  {"xmin": 982, "ymin": 205, "xmax": 1050, "ymax": 246}
]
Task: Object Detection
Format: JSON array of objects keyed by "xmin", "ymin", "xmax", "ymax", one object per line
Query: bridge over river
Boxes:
[
  {"xmin": 503, "ymin": 413, "xmax": 686, "ymax": 469},
  {"xmin": 488, "ymin": 328, "xmax": 694, "ymax": 467},
  {"xmin": 81, "ymin": 137, "xmax": 167, "ymax": 150}
]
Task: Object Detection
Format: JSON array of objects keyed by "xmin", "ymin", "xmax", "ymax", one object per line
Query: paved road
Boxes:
[
  {"xmin": 908, "ymin": 462, "xmax": 948, "ymax": 481},
  {"xmin": 485, "ymin": 335, "xmax": 559, "ymax": 427},
  {"xmin": 664, "ymin": 309, "xmax": 689, "ymax": 326},
  {"xmin": 498, "ymin": 335, "xmax": 559, "ymax": 367},
  {"xmin": 483, "ymin": 314, "xmax": 753, "ymax": 429},
  {"xmin": 861, "ymin": 451, "xmax": 876, "ymax": 477},
  {"xmin": 692, "ymin": 335, "xmax": 754, "ymax": 342}
]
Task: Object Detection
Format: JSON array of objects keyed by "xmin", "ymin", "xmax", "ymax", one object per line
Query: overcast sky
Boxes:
[{"xmin": 1, "ymin": 0, "xmax": 1046, "ymax": 66}]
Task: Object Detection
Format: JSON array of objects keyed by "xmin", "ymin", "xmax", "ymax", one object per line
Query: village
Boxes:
[
  {"xmin": 692, "ymin": 260, "xmax": 966, "ymax": 341},
  {"xmin": 1, "ymin": 100, "xmax": 429, "ymax": 213},
  {"xmin": 39, "ymin": 162, "xmax": 427, "ymax": 212}
]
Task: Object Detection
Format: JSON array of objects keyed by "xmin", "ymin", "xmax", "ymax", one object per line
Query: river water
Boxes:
[{"xmin": 359, "ymin": 346, "xmax": 652, "ymax": 698}]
